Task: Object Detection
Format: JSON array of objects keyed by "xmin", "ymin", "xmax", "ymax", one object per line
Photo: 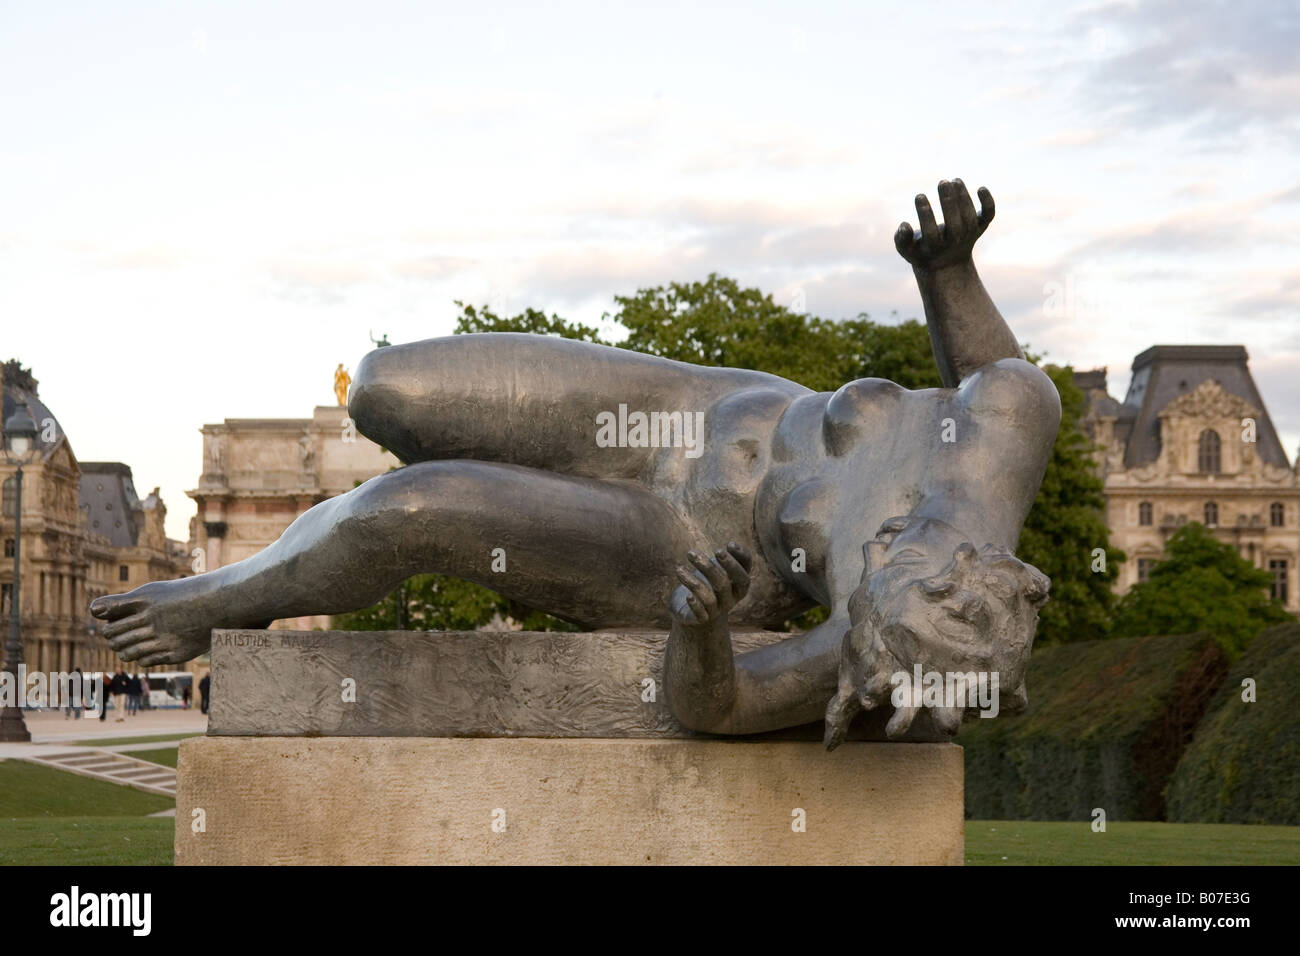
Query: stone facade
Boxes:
[
  {"xmin": 1077, "ymin": 346, "xmax": 1300, "ymax": 612},
  {"xmin": 1, "ymin": 363, "xmax": 190, "ymax": 675},
  {"xmin": 187, "ymin": 405, "xmax": 400, "ymax": 631}
]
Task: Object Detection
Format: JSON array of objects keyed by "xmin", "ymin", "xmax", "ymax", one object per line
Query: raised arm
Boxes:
[
  {"xmin": 662, "ymin": 543, "xmax": 842, "ymax": 735},
  {"xmin": 894, "ymin": 180, "xmax": 1023, "ymax": 388}
]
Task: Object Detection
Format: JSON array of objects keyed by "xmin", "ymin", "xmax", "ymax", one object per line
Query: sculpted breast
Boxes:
[
  {"xmin": 823, "ymin": 378, "xmax": 907, "ymax": 456},
  {"xmin": 776, "ymin": 477, "xmax": 835, "ymax": 583}
]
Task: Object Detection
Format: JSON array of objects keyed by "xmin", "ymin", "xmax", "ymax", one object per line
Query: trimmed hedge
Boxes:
[
  {"xmin": 962, "ymin": 632, "xmax": 1227, "ymax": 821},
  {"xmin": 1166, "ymin": 623, "xmax": 1300, "ymax": 825}
]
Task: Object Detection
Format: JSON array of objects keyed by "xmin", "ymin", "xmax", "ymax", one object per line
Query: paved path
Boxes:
[
  {"xmin": 20, "ymin": 747, "xmax": 178, "ymax": 796},
  {"xmin": 0, "ymin": 708, "xmax": 206, "ymax": 798},
  {"xmin": 21, "ymin": 707, "xmax": 208, "ymax": 741}
]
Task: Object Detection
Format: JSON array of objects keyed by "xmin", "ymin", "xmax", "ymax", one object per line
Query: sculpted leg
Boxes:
[
  {"xmin": 347, "ymin": 332, "xmax": 798, "ymax": 472},
  {"xmin": 90, "ymin": 461, "xmax": 695, "ymax": 665}
]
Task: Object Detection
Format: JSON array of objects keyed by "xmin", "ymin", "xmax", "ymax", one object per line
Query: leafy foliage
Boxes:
[
  {"xmin": 1112, "ymin": 522, "xmax": 1292, "ymax": 656},
  {"xmin": 1015, "ymin": 365, "xmax": 1123, "ymax": 646},
  {"xmin": 961, "ymin": 632, "xmax": 1228, "ymax": 821},
  {"xmin": 610, "ymin": 273, "xmax": 939, "ymax": 392},
  {"xmin": 332, "ymin": 571, "xmax": 579, "ymax": 633},
  {"xmin": 452, "ymin": 301, "xmax": 607, "ymax": 343},
  {"xmin": 1166, "ymin": 623, "xmax": 1300, "ymax": 824}
]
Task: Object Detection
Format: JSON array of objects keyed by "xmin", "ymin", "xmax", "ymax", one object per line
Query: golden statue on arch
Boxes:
[{"xmin": 333, "ymin": 363, "xmax": 351, "ymax": 406}]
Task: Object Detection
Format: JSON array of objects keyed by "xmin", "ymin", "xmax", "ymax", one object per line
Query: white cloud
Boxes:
[{"xmin": 1, "ymin": 0, "xmax": 1296, "ymax": 538}]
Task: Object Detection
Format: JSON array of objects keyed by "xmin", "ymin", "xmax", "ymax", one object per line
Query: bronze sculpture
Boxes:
[{"xmin": 91, "ymin": 179, "xmax": 1058, "ymax": 746}]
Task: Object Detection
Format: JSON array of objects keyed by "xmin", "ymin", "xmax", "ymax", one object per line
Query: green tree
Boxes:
[
  {"xmin": 453, "ymin": 302, "xmax": 607, "ymax": 343},
  {"xmin": 612, "ymin": 273, "xmax": 937, "ymax": 391},
  {"xmin": 1015, "ymin": 364, "xmax": 1124, "ymax": 646},
  {"xmin": 1111, "ymin": 522, "xmax": 1292, "ymax": 655},
  {"xmin": 333, "ymin": 572, "xmax": 578, "ymax": 632}
]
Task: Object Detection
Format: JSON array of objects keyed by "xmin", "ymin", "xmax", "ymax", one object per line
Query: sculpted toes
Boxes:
[{"xmin": 103, "ymin": 612, "xmax": 150, "ymax": 640}]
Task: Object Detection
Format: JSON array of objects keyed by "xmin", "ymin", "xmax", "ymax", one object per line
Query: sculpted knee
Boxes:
[
  {"xmin": 349, "ymin": 347, "xmax": 416, "ymax": 456},
  {"xmin": 339, "ymin": 462, "xmax": 475, "ymax": 530}
]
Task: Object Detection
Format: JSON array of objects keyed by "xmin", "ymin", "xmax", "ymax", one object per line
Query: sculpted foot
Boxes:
[{"xmin": 90, "ymin": 577, "xmax": 269, "ymax": 666}]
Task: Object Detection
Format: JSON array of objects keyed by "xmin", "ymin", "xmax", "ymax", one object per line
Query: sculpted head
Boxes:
[{"xmin": 824, "ymin": 515, "xmax": 1049, "ymax": 749}]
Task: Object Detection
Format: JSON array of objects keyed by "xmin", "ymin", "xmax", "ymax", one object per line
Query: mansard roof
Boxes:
[
  {"xmin": 79, "ymin": 461, "xmax": 142, "ymax": 547},
  {"xmin": 1086, "ymin": 345, "xmax": 1289, "ymax": 469}
]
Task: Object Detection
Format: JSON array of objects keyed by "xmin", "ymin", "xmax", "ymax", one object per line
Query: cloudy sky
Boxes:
[{"xmin": 3, "ymin": 0, "xmax": 1298, "ymax": 539}]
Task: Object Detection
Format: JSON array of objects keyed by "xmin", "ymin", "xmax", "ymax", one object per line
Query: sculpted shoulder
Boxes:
[{"xmin": 956, "ymin": 358, "xmax": 1061, "ymax": 440}]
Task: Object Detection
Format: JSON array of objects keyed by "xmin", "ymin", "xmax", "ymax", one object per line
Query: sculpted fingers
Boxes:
[
  {"xmin": 675, "ymin": 564, "xmax": 717, "ymax": 617},
  {"xmin": 914, "ymin": 193, "xmax": 940, "ymax": 248},
  {"xmin": 725, "ymin": 541, "xmax": 753, "ymax": 572},
  {"xmin": 671, "ymin": 583, "xmax": 703, "ymax": 625},
  {"xmin": 894, "ymin": 220, "xmax": 918, "ymax": 261},
  {"xmin": 976, "ymin": 186, "xmax": 995, "ymax": 230},
  {"xmin": 715, "ymin": 546, "xmax": 750, "ymax": 601},
  {"xmin": 950, "ymin": 178, "xmax": 978, "ymax": 233},
  {"xmin": 937, "ymin": 179, "xmax": 968, "ymax": 235},
  {"xmin": 688, "ymin": 549, "xmax": 729, "ymax": 593}
]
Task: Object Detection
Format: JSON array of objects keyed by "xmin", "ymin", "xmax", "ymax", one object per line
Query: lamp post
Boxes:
[{"xmin": 1, "ymin": 399, "xmax": 39, "ymax": 742}]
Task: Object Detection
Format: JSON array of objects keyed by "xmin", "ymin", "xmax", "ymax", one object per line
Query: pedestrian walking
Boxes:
[{"xmin": 63, "ymin": 668, "xmax": 84, "ymax": 719}]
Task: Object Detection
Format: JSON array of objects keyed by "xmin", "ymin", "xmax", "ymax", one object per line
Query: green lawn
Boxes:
[
  {"xmin": 127, "ymin": 747, "xmax": 178, "ymax": 768},
  {"xmin": 0, "ymin": 760, "xmax": 175, "ymax": 865},
  {"xmin": 0, "ymin": 760, "xmax": 173, "ymax": 818},
  {"xmin": 72, "ymin": 732, "xmax": 200, "ymax": 747},
  {"xmin": 0, "ymin": 818, "xmax": 173, "ymax": 865},
  {"xmin": 965, "ymin": 820, "xmax": 1300, "ymax": 865}
]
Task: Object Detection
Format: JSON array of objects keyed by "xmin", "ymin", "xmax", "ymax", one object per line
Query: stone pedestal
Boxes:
[
  {"xmin": 175, "ymin": 736, "xmax": 964, "ymax": 865},
  {"xmin": 179, "ymin": 629, "xmax": 965, "ymax": 865}
]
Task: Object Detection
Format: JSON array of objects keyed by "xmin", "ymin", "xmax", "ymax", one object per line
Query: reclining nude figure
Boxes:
[{"xmin": 91, "ymin": 179, "xmax": 1059, "ymax": 747}]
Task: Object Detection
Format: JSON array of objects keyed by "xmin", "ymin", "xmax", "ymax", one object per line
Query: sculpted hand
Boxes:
[
  {"xmin": 670, "ymin": 543, "xmax": 752, "ymax": 629},
  {"xmin": 665, "ymin": 543, "xmax": 753, "ymax": 731},
  {"xmin": 893, "ymin": 179, "xmax": 994, "ymax": 272}
]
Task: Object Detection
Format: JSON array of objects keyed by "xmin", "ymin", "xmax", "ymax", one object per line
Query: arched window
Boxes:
[
  {"xmin": 1204, "ymin": 501, "xmax": 1219, "ymax": 527},
  {"xmin": 1270, "ymin": 502, "xmax": 1285, "ymax": 527},
  {"xmin": 1138, "ymin": 502, "xmax": 1153, "ymax": 526},
  {"xmin": 1197, "ymin": 429, "xmax": 1221, "ymax": 473},
  {"xmin": 1, "ymin": 477, "xmax": 14, "ymax": 517}
]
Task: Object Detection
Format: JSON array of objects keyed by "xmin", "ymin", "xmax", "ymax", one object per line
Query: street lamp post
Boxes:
[{"xmin": 1, "ymin": 399, "xmax": 39, "ymax": 742}]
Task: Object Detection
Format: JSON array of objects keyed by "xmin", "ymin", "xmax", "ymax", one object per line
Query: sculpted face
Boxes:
[{"xmin": 826, "ymin": 515, "xmax": 1049, "ymax": 748}]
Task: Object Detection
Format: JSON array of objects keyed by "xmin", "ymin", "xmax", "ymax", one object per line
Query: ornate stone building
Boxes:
[
  {"xmin": 1, "ymin": 361, "xmax": 190, "ymax": 674},
  {"xmin": 1077, "ymin": 345, "xmax": 1300, "ymax": 612},
  {"xmin": 187, "ymin": 405, "xmax": 399, "ymax": 630}
]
